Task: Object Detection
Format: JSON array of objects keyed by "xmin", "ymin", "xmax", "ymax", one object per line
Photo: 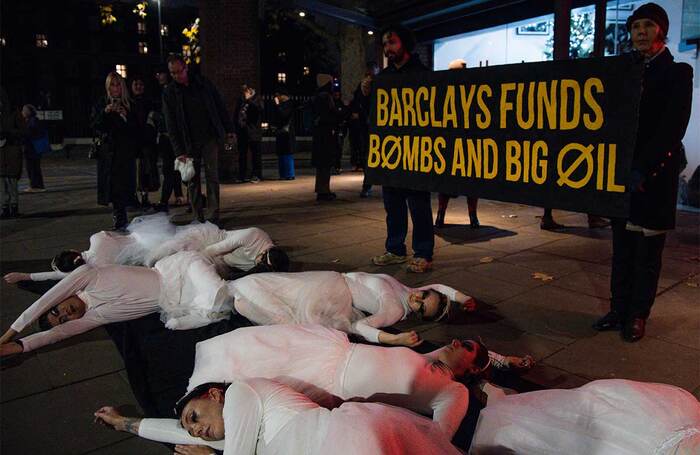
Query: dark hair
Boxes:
[
  {"xmin": 471, "ymin": 339, "xmax": 490, "ymax": 372},
  {"xmin": 38, "ymin": 308, "xmax": 55, "ymax": 331},
  {"xmin": 267, "ymin": 247, "xmax": 290, "ymax": 272},
  {"xmin": 422, "ymin": 290, "xmax": 449, "ymax": 322},
  {"xmin": 51, "ymin": 250, "xmax": 85, "ymax": 273},
  {"xmin": 380, "ymin": 24, "xmax": 416, "ymax": 53},
  {"xmin": 175, "ymin": 382, "xmax": 229, "ymax": 417},
  {"xmin": 166, "ymin": 53, "xmax": 187, "ymax": 66}
]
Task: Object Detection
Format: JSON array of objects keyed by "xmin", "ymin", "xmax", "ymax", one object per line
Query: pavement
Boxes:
[{"xmin": 1, "ymin": 152, "xmax": 699, "ymax": 454}]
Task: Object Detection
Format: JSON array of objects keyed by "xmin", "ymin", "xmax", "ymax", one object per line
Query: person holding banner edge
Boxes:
[
  {"xmin": 369, "ymin": 25, "xmax": 435, "ymax": 273},
  {"xmin": 593, "ymin": 3, "xmax": 693, "ymax": 342}
]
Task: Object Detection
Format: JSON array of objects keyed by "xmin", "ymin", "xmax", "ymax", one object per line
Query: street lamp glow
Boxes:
[
  {"xmin": 298, "ymin": 11, "xmax": 306, "ymax": 17},
  {"xmin": 367, "ymin": 30, "xmax": 374, "ymax": 35}
]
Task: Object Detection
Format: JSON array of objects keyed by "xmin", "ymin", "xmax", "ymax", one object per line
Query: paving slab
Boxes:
[
  {"xmin": 646, "ymin": 282, "xmax": 700, "ymax": 350},
  {"xmin": 533, "ymin": 235, "xmax": 613, "ymax": 263},
  {"xmin": 85, "ymin": 436, "xmax": 171, "ymax": 455},
  {"xmin": 0, "ymin": 373, "xmax": 138, "ymax": 455},
  {"xmin": 545, "ymin": 333, "xmax": 700, "ymax": 392}
]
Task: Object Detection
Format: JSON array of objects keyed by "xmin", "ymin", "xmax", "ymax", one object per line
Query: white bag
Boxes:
[{"xmin": 175, "ymin": 157, "xmax": 195, "ymax": 182}]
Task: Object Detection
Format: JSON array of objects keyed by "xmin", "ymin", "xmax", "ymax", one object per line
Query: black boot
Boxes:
[
  {"xmin": 9, "ymin": 204, "xmax": 19, "ymax": 218},
  {"xmin": 469, "ymin": 212, "xmax": 480, "ymax": 229},
  {"xmin": 140, "ymin": 193, "xmax": 152, "ymax": 212},
  {"xmin": 434, "ymin": 209, "xmax": 446, "ymax": 228},
  {"xmin": 0, "ymin": 205, "xmax": 10, "ymax": 219},
  {"xmin": 112, "ymin": 207, "xmax": 128, "ymax": 232}
]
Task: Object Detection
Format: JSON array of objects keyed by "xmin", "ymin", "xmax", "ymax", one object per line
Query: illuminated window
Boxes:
[
  {"xmin": 160, "ymin": 24, "xmax": 169, "ymax": 36},
  {"xmin": 35, "ymin": 34, "xmax": 48, "ymax": 48},
  {"xmin": 303, "ymin": 66, "xmax": 310, "ymax": 76},
  {"xmin": 277, "ymin": 72, "xmax": 287, "ymax": 83},
  {"xmin": 138, "ymin": 41, "xmax": 148, "ymax": 54},
  {"xmin": 137, "ymin": 22, "xmax": 146, "ymax": 34},
  {"xmin": 115, "ymin": 64, "xmax": 127, "ymax": 78},
  {"xmin": 0, "ymin": 37, "xmax": 5, "ymax": 47}
]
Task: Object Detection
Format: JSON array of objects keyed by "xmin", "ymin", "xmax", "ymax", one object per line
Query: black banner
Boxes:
[{"xmin": 365, "ymin": 56, "xmax": 643, "ymax": 218}]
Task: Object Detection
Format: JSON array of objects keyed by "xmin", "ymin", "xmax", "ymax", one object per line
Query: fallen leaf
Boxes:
[
  {"xmin": 686, "ymin": 281, "xmax": 698, "ymax": 288},
  {"xmin": 532, "ymin": 272, "xmax": 554, "ymax": 282},
  {"xmin": 480, "ymin": 256, "xmax": 494, "ymax": 263}
]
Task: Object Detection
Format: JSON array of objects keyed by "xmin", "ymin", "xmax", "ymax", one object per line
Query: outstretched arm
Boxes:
[
  {"xmin": 0, "ymin": 328, "xmax": 18, "ymax": 345},
  {"xmin": 94, "ymin": 407, "xmax": 224, "ymax": 451},
  {"xmin": 4, "ymin": 270, "xmax": 68, "ymax": 284}
]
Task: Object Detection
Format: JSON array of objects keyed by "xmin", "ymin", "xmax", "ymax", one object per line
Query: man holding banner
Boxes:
[
  {"xmin": 593, "ymin": 3, "xmax": 693, "ymax": 342},
  {"xmin": 370, "ymin": 25, "xmax": 435, "ymax": 274}
]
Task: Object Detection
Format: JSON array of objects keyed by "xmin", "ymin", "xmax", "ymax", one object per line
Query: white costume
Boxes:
[
  {"xmin": 137, "ymin": 324, "xmax": 469, "ymax": 446},
  {"xmin": 146, "ymin": 377, "xmax": 461, "ymax": 455},
  {"xmin": 471, "ymin": 379, "xmax": 700, "ymax": 455},
  {"xmin": 11, "ymin": 251, "xmax": 231, "ymax": 352},
  {"xmin": 28, "ymin": 214, "xmax": 177, "ymax": 282},
  {"xmin": 145, "ymin": 225, "xmax": 274, "ymax": 271},
  {"xmin": 228, "ymin": 271, "xmax": 472, "ymax": 342}
]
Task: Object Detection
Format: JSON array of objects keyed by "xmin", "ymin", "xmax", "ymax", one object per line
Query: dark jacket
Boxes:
[
  {"xmin": 274, "ymin": 98, "xmax": 296, "ymax": 156},
  {"xmin": 0, "ymin": 109, "xmax": 24, "ymax": 178},
  {"xmin": 131, "ymin": 94, "xmax": 156, "ymax": 149},
  {"xmin": 311, "ymin": 85, "xmax": 337, "ymax": 168},
  {"xmin": 91, "ymin": 97, "xmax": 139, "ymax": 206},
  {"xmin": 629, "ymin": 48, "xmax": 693, "ymax": 230},
  {"xmin": 161, "ymin": 74, "xmax": 234, "ymax": 157},
  {"xmin": 234, "ymin": 93, "xmax": 264, "ymax": 142}
]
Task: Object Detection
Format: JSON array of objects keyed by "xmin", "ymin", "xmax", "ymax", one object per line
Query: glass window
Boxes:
[
  {"xmin": 138, "ymin": 42, "xmax": 148, "ymax": 54},
  {"xmin": 115, "ymin": 64, "xmax": 127, "ymax": 78},
  {"xmin": 277, "ymin": 72, "xmax": 287, "ymax": 83},
  {"xmin": 161, "ymin": 24, "xmax": 169, "ymax": 36},
  {"xmin": 433, "ymin": 13, "xmax": 555, "ymax": 70},
  {"xmin": 35, "ymin": 34, "xmax": 48, "ymax": 48},
  {"xmin": 137, "ymin": 22, "xmax": 147, "ymax": 34}
]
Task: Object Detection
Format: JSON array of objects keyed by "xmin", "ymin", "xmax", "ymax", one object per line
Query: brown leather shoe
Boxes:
[{"xmin": 622, "ymin": 318, "xmax": 646, "ymax": 342}]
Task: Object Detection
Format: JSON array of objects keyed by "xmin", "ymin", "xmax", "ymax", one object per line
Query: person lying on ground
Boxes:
[
  {"xmin": 470, "ymin": 378, "xmax": 700, "ymax": 455},
  {"xmin": 0, "ymin": 250, "xmax": 231, "ymax": 356},
  {"xmin": 97, "ymin": 377, "xmax": 463, "ymax": 455},
  {"xmin": 94, "ymin": 323, "xmax": 533, "ymax": 451},
  {"xmin": 227, "ymin": 271, "xmax": 477, "ymax": 346}
]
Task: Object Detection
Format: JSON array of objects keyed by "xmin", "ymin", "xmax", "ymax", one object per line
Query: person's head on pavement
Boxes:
[
  {"xmin": 52, "ymin": 250, "xmax": 86, "ymax": 273},
  {"xmin": 38, "ymin": 295, "xmax": 87, "ymax": 330},
  {"xmin": 176, "ymin": 382, "xmax": 229, "ymax": 441},
  {"xmin": 436, "ymin": 339, "xmax": 491, "ymax": 378},
  {"xmin": 167, "ymin": 54, "xmax": 189, "ymax": 86}
]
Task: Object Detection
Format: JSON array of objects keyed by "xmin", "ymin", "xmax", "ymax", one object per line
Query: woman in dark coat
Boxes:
[
  {"xmin": 91, "ymin": 71, "xmax": 138, "ymax": 231},
  {"xmin": 273, "ymin": 89, "xmax": 296, "ymax": 180},
  {"xmin": 593, "ymin": 3, "xmax": 693, "ymax": 342},
  {"xmin": 20, "ymin": 104, "xmax": 46, "ymax": 192},
  {"xmin": 311, "ymin": 74, "xmax": 337, "ymax": 201}
]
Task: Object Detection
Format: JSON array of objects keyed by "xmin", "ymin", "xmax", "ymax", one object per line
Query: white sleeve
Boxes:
[
  {"xmin": 429, "ymin": 382, "xmax": 469, "ymax": 439},
  {"xmin": 138, "ymin": 418, "xmax": 225, "ymax": 451},
  {"xmin": 10, "ymin": 265, "xmax": 96, "ymax": 333},
  {"xmin": 204, "ymin": 234, "xmax": 245, "ymax": 257},
  {"xmin": 423, "ymin": 284, "xmax": 471, "ymax": 304},
  {"xmin": 350, "ymin": 300, "xmax": 404, "ymax": 344},
  {"xmin": 223, "ymin": 381, "xmax": 264, "ymax": 455},
  {"xmin": 19, "ymin": 313, "xmax": 104, "ymax": 352},
  {"xmin": 29, "ymin": 270, "xmax": 69, "ymax": 281}
]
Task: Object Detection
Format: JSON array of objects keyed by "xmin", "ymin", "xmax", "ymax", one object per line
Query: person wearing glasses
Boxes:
[
  {"xmin": 94, "ymin": 324, "xmax": 529, "ymax": 451},
  {"xmin": 0, "ymin": 250, "xmax": 232, "ymax": 357},
  {"xmin": 227, "ymin": 271, "xmax": 476, "ymax": 347}
]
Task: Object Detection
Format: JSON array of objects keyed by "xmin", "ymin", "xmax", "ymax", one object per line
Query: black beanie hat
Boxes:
[{"xmin": 626, "ymin": 3, "xmax": 669, "ymax": 38}]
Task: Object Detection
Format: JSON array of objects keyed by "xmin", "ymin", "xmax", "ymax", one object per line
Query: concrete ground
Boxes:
[{"xmin": 1, "ymin": 153, "xmax": 699, "ymax": 454}]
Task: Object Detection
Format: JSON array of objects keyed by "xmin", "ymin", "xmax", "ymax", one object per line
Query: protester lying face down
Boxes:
[
  {"xmin": 39, "ymin": 295, "xmax": 87, "ymax": 329},
  {"xmin": 178, "ymin": 383, "xmax": 228, "ymax": 441}
]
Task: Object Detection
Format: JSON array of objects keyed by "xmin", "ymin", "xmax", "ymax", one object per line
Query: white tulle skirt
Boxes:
[
  {"xmin": 228, "ymin": 272, "xmax": 366, "ymax": 333},
  {"xmin": 471, "ymin": 379, "xmax": 700, "ymax": 455},
  {"xmin": 114, "ymin": 213, "xmax": 177, "ymax": 265},
  {"xmin": 143, "ymin": 220, "xmax": 224, "ymax": 266}
]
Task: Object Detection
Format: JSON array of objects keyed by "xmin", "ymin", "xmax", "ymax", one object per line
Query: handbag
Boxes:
[{"xmin": 31, "ymin": 132, "xmax": 51, "ymax": 155}]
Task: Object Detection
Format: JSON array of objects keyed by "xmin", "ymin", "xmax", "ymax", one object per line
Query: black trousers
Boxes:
[
  {"xmin": 158, "ymin": 136, "xmax": 183, "ymax": 205},
  {"xmin": 25, "ymin": 152, "xmax": 44, "ymax": 189},
  {"xmin": 238, "ymin": 132, "xmax": 262, "ymax": 180},
  {"xmin": 610, "ymin": 219, "xmax": 666, "ymax": 320},
  {"xmin": 315, "ymin": 166, "xmax": 332, "ymax": 194},
  {"xmin": 190, "ymin": 139, "xmax": 220, "ymax": 222}
]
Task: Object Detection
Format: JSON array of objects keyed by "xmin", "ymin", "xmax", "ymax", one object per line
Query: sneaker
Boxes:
[
  {"xmin": 250, "ymin": 176, "xmax": 260, "ymax": 184},
  {"xmin": 360, "ymin": 190, "xmax": 372, "ymax": 198},
  {"xmin": 407, "ymin": 257, "xmax": 433, "ymax": 273},
  {"xmin": 372, "ymin": 252, "xmax": 407, "ymax": 266}
]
